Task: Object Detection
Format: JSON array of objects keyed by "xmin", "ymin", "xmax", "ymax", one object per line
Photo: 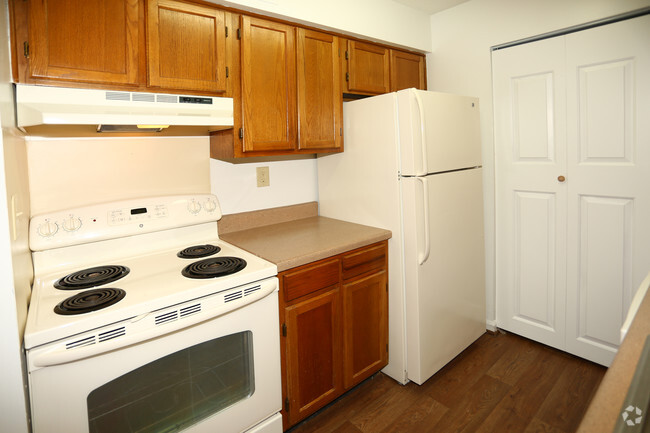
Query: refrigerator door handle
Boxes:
[
  {"xmin": 416, "ymin": 176, "xmax": 431, "ymax": 265},
  {"xmin": 413, "ymin": 91, "xmax": 429, "ymax": 176}
]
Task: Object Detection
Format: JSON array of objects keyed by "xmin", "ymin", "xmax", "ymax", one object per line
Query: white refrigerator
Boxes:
[{"xmin": 318, "ymin": 88, "xmax": 486, "ymax": 385}]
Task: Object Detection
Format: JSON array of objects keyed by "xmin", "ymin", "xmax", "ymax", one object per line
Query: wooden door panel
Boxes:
[
  {"xmin": 285, "ymin": 288, "xmax": 342, "ymax": 425},
  {"xmin": 342, "ymin": 271, "xmax": 388, "ymax": 388},
  {"xmin": 297, "ymin": 29, "xmax": 342, "ymax": 151},
  {"xmin": 390, "ymin": 49, "xmax": 425, "ymax": 91},
  {"xmin": 28, "ymin": 0, "xmax": 140, "ymax": 84},
  {"xmin": 147, "ymin": 0, "xmax": 226, "ymax": 92},
  {"xmin": 241, "ymin": 16, "xmax": 296, "ymax": 152},
  {"xmin": 347, "ymin": 41, "xmax": 389, "ymax": 94}
]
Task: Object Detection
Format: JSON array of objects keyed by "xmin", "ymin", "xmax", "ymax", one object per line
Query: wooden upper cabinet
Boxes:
[
  {"xmin": 390, "ymin": 49, "xmax": 426, "ymax": 91},
  {"xmin": 25, "ymin": 0, "xmax": 141, "ymax": 85},
  {"xmin": 240, "ymin": 16, "xmax": 297, "ymax": 152},
  {"xmin": 296, "ymin": 29, "xmax": 342, "ymax": 151},
  {"xmin": 345, "ymin": 40, "xmax": 390, "ymax": 95},
  {"xmin": 147, "ymin": 0, "xmax": 226, "ymax": 93}
]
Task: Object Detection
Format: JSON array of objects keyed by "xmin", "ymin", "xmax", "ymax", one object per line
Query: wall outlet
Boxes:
[{"xmin": 256, "ymin": 166, "xmax": 270, "ymax": 187}]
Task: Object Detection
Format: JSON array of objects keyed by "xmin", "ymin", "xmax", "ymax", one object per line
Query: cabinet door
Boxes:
[
  {"xmin": 147, "ymin": 0, "xmax": 226, "ymax": 93},
  {"xmin": 342, "ymin": 271, "xmax": 388, "ymax": 388},
  {"xmin": 390, "ymin": 49, "xmax": 426, "ymax": 91},
  {"xmin": 27, "ymin": 0, "xmax": 140, "ymax": 85},
  {"xmin": 285, "ymin": 288, "xmax": 342, "ymax": 426},
  {"xmin": 296, "ymin": 29, "xmax": 342, "ymax": 151},
  {"xmin": 346, "ymin": 40, "xmax": 390, "ymax": 94},
  {"xmin": 241, "ymin": 16, "xmax": 297, "ymax": 152}
]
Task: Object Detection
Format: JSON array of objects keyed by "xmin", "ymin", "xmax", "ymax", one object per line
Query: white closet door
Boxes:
[
  {"xmin": 495, "ymin": 14, "xmax": 650, "ymax": 366},
  {"xmin": 564, "ymin": 15, "xmax": 650, "ymax": 365},
  {"xmin": 494, "ymin": 36, "xmax": 568, "ymax": 349}
]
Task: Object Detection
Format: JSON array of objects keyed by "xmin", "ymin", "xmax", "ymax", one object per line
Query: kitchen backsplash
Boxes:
[
  {"xmin": 26, "ymin": 136, "xmax": 211, "ymax": 215},
  {"xmin": 210, "ymin": 157, "xmax": 318, "ymax": 215},
  {"xmin": 26, "ymin": 135, "xmax": 318, "ymax": 217}
]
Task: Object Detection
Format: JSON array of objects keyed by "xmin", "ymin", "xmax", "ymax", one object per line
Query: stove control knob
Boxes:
[
  {"xmin": 37, "ymin": 220, "xmax": 59, "ymax": 237},
  {"xmin": 187, "ymin": 201, "xmax": 202, "ymax": 214},
  {"xmin": 62, "ymin": 216, "xmax": 82, "ymax": 232},
  {"xmin": 204, "ymin": 199, "xmax": 217, "ymax": 212}
]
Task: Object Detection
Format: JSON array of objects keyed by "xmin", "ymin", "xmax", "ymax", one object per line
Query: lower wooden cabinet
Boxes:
[
  {"xmin": 342, "ymin": 270, "xmax": 388, "ymax": 389},
  {"xmin": 279, "ymin": 241, "xmax": 388, "ymax": 429},
  {"xmin": 284, "ymin": 288, "xmax": 343, "ymax": 425}
]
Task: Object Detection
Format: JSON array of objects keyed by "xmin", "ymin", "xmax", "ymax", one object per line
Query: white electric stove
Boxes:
[{"xmin": 24, "ymin": 194, "xmax": 283, "ymax": 433}]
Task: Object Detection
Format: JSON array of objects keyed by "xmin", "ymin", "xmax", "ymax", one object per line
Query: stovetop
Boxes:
[
  {"xmin": 26, "ymin": 236, "xmax": 276, "ymax": 350},
  {"xmin": 25, "ymin": 195, "xmax": 277, "ymax": 350}
]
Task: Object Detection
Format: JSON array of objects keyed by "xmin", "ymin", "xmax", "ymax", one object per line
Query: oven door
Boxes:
[{"xmin": 27, "ymin": 288, "xmax": 281, "ymax": 433}]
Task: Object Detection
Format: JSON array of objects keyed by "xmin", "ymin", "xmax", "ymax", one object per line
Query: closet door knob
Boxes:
[{"xmin": 558, "ymin": 175, "xmax": 566, "ymax": 182}]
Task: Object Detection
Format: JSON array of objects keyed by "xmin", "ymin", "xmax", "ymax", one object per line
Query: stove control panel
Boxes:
[
  {"xmin": 29, "ymin": 194, "xmax": 222, "ymax": 251},
  {"xmin": 109, "ymin": 204, "xmax": 169, "ymax": 226}
]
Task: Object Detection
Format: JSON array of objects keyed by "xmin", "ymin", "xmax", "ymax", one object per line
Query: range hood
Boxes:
[{"xmin": 15, "ymin": 84, "xmax": 233, "ymax": 137}]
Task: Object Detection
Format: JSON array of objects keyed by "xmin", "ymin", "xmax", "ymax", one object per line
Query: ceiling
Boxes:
[{"xmin": 393, "ymin": 0, "xmax": 470, "ymax": 15}]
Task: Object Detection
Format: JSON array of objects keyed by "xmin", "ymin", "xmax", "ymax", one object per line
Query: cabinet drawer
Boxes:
[
  {"xmin": 282, "ymin": 259, "xmax": 339, "ymax": 302},
  {"xmin": 342, "ymin": 242, "xmax": 387, "ymax": 281}
]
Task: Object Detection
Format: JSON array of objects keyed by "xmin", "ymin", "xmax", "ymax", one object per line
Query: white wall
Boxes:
[
  {"xmin": 210, "ymin": 157, "xmax": 318, "ymax": 215},
  {"xmin": 0, "ymin": 0, "xmax": 31, "ymax": 431},
  {"xmin": 427, "ymin": 0, "xmax": 650, "ymax": 329},
  {"xmin": 27, "ymin": 137, "xmax": 211, "ymax": 215},
  {"xmin": 211, "ymin": 0, "xmax": 432, "ymax": 52}
]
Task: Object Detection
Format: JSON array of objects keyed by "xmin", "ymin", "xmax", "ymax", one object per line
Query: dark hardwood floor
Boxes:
[{"xmin": 286, "ymin": 332, "xmax": 606, "ymax": 433}]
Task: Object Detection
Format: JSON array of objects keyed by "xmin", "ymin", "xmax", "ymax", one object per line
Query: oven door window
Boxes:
[{"xmin": 87, "ymin": 331, "xmax": 254, "ymax": 433}]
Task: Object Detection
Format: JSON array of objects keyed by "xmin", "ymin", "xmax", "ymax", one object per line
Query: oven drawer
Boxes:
[{"xmin": 246, "ymin": 413, "xmax": 282, "ymax": 433}]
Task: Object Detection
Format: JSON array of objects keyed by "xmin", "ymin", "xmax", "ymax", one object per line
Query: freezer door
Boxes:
[
  {"xmin": 397, "ymin": 89, "xmax": 482, "ymax": 176},
  {"xmin": 401, "ymin": 168, "xmax": 486, "ymax": 385}
]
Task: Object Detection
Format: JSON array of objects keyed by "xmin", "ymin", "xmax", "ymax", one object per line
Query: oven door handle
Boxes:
[{"xmin": 30, "ymin": 280, "xmax": 278, "ymax": 368}]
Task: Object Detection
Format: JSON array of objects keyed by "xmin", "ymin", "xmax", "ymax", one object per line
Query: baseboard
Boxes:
[{"xmin": 486, "ymin": 319, "xmax": 498, "ymax": 333}]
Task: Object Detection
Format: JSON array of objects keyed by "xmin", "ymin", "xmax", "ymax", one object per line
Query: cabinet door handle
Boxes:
[{"xmin": 558, "ymin": 175, "xmax": 566, "ymax": 182}]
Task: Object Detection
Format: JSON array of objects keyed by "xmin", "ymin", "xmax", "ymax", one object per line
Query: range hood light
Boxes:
[
  {"xmin": 97, "ymin": 125, "xmax": 168, "ymax": 133},
  {"xmin": 137, "ymin": 125, "xmax": 169, "ymax": 130}
]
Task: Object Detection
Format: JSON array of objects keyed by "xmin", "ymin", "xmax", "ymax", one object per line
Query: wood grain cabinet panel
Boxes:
[
  {"xmin": 147, "ymin": 0, "xmax": 227, "ymax": 93},
  {"xmin": 26, "ymin": 0, "xmax": 141, "ymax": 85},
  {"xmin": 390, "ymin": 49, "xmax": 426, "ymax": 91},
  {"xmin": 345, "ymin": 40, "xmax": 390, "ymax": 95},
  {"xmin": 285, "ymin": 288, "xmax": 343, "ymax": 426},
  {"xmin": 279, "ymin": 241, "xmax": 389, "ymax": 429},
  {"xmin": 282, "ymin": 258, "xmax": 339, "ymax": 302},
  {"xmin": 241, "ymin": 16, "xmax": 297, "ymax": 152},
  {"xmin": 342, "ymin": 242, "xmax": 387, "ymax": 281},
  {"xmin": 342, "ymin": 270, "xmax": 388, "ymax": 388},
  {"xmin": 296, "ymin": 29, "xmax": 342, "ymax": 151}
]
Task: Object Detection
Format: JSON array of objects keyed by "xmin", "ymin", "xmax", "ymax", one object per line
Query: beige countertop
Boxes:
[
  {"xmin": 577, "ymin": 288, "xmax": 650, "ymax": 432},
  {"xmin": 220, "ymin": 215, "xmax": 391, "ymax": 272}
]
